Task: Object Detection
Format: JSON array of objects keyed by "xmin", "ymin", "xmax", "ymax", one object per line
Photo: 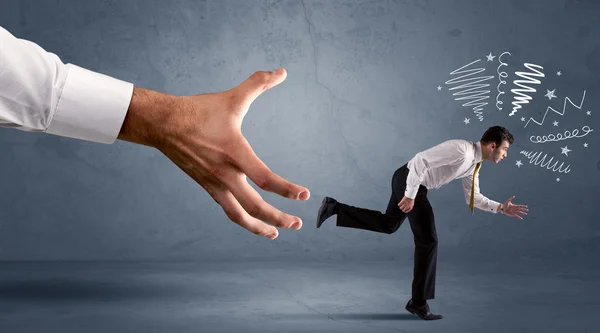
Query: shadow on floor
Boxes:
[{"xmin": 284, "ymin": 312, "xmax": 420, "ymax": 321}]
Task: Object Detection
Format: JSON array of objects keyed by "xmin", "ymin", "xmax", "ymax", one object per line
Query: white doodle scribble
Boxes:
[
  {"xmin": 495, "ymin": 52, "xmax": 511, "ymax": 111},
  {"xmin": 445, "ymin": 59, "xmax": 493, "ymax": 121},
  {"xmin": 529, "ymin": 126, "xmax": 594, "ymax": 144},
  {"xmin": 524, "ymin": 90, "xmax": 586, "ymax": 128},
  {"xmin": 509, "ymin": 63, "xmax": 545, "ymax": 116},
  {"xmin": 520, "ymin": 150, "xmax": 571, "ymax": 173}
]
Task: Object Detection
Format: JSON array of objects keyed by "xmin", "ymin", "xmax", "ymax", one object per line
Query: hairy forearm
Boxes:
[{"xmin": 117, "ymin": 86, "xmax": 176, "ymax": 148}]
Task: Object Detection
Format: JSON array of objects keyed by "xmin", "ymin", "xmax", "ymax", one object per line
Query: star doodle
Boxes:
[
  {"xmin": 584, "ymin": 143, "xmax": 588, "ymax": 148},
  {"xmin": 560, "ymin": 145, "xmax": 571, "ymax": 156},
  {"xmin": 545, "ymin": 89, "xmax": 557, "ymax": 100},
  {"xmin": 586, "ymin": 110, "xmax": 592, "ymax": 116},
  {"xmin": 437, "ymin": 85, "xmax": 442, "ymax": 91},
  {"xmin": 556, "ymin": 71, "xmax": 562, "ymax": 76},
  {"xmin": 556, "ymin": 177, "xmax": 561, "ymax": 182},
  {"xmin": 553, "ymin": 120, "xmax": 559, "ymax": 126},
  {"xmin": 516, "ymin": 160, "xmax": 523, "ymax": 167},
  {"xmin": 521, "ymin": 117, "xmax": 526, "ymax": 122},
  {"xmin": 463, "ymin": 117, "xmax": 470, "ymax": 125},
  {"xmin": 486, "ymin": 52, "xmax": 495, "ymax": 61}
]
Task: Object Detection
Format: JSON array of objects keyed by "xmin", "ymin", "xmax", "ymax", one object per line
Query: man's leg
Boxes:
[
  {"xmin": 334, "ymin": 192, "xmax": 406, "ymax": 234},
  {"xmin": 403, "ymin": 193, "xmax": 443, "ymax": 320},
  {"xmin": 333, "ymin": 167, "xmax": 408, "ymax": 234},
  {"xmin": 407, "ymin": 195, "xmax": 438, "ymax": 301}
]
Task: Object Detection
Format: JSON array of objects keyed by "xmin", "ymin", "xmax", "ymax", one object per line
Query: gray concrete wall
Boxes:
[{"xmin": 1, "ymin": 0, "xmax": 599, "ymax": 260}]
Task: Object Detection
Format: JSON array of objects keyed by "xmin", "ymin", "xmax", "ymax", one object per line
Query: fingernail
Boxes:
[
  {"xmin": 291, "ymin": 220, "xmax": 303, "ymax": 230},
  {"xmin": 297, "ymin": 191, "xmax": 309, "ymax": 200},
  {"xmin": 266, "ymin": 232, "xmax": 278, "ymax": 240}
]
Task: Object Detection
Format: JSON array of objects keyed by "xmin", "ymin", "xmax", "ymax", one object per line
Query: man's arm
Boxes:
[
  {"xmin": 0, "ymin": 26, "xmax": 309, "ymax": 239},
  {"xmin": 461, "ymin": 171, "xmax": 503, "ymax": 214},
  {"xmin": 461, "ymin": 173, "xmax": 529, "ymax": 219},
  {"xmin": 0, "ymin": 26, "xmax": 132, "ymax": 143}
]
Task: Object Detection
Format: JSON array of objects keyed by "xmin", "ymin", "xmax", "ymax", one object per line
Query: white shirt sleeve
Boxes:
[
  {"xmin": 461, "ymin": 166, "xmax": 502, "ymax": 214},
  {"xmin": 0, "ymin": 26, "xmax": 133, "ymax": 144},
  {"xmin": 405, "ymin": 140, "xmax": 466, "ymax": 199}
]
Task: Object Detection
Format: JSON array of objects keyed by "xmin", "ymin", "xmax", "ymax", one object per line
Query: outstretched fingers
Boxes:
[
  {"xmin": 208, "ymin": 157, "xmax": 304, "ymax": 231},
  {"xmin": 226, "ymin": 172, "xmax": 303, "ymax": 230},
  {"xmin": 213, "ymin": 186, "xmax": 280, "ymax": 240},
  {"xmin": 232, "ymin": 138, "xmax": 310, "ymax": 201},
  {"xmin": 512, "ymin": 203, "xmax": 529, "ymax": 216}
]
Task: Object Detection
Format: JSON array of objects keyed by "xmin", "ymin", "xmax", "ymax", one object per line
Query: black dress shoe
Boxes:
[
  {"xmin": 316, "ymin": 197, "xmax": 338, "ymax": 228},
  {"xmin": 405, "ymin": 300, "xmax": 443, "ymax": 320}
]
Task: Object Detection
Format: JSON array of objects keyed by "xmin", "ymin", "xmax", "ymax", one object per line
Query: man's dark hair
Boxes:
[{"xmin": 481, "ymin": 126, "xmax": 514, "ymax": 146}]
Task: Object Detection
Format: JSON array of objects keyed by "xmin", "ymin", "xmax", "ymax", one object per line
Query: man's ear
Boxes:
[{"xmin": 490, "ymin": 142, "xmax": 496, "ymax": 150}]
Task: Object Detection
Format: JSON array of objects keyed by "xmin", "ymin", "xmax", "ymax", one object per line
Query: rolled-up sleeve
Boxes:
[{"xmin": 0, "ymin": 26, "xmax": 133, "ymax": 144}]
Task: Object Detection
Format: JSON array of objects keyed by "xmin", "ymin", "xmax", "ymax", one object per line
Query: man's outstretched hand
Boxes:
[
  {"xmin": 117, "ymin": 68, "xmax": 310, "ymax": 240},
  {"xmin": 502, "ymin": 196, "xmax": 528, "ymax": 220}
]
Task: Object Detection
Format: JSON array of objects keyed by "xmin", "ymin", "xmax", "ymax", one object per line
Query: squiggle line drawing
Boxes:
[
  {"xmin": 496, "ymin": 52, "xmax": 511, "ymax": 111},
  {"xmin": 509, "ymin": 63, "xmax": 545, "ymax": 116},
  {"xmin": 445, "ymin": 59, "xmax": 493, "ymax": 121},
  {"xmin": 520, "ymin": 150, "xmax": 571, "ymax": 173},
  {"xmin": 530, "ymin": 126, "xmax": 594, "ymax": 143},
  {"xmin": 524, "ymin": 90, "xmax": 586, "ymax": 128}
]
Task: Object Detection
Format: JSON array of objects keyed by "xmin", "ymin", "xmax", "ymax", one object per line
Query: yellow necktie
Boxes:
[{"xmin": 469, "ymin": 162, "xmax": 482, "ymax": 215}]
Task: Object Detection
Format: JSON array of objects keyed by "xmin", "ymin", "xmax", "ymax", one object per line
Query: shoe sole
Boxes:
[
  {"xmin": 316, "ymin": 197, "xmax": 328, "ymax": 228},
  {"xmin": 405, "ymin": 305, "xmax": 443, "ymax": 320}
]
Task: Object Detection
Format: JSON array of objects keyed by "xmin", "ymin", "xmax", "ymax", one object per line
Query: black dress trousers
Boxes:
[{"xmin": 335, "ymin": 163, "xmax": 438, "ymax": 301}]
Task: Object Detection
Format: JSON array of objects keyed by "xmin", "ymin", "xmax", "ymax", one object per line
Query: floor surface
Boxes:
[{"xmin": 1, "ymin": 253, "xmax": 598, "ymax": 333}]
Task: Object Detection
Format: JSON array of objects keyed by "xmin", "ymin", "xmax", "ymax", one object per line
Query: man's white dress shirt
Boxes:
[
  {"xmin": 406, "ymin": 139, "xmax": 502, "ymax": 213},
  {"xmin": 0, "ymin": 26, "xmax": 133, "ymax": 144}
]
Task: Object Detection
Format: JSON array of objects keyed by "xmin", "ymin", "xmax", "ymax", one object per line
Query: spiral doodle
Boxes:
[
  {"xmin": 530, "ymin": 126, "xmax": 593, "ymax": 144},
  {"xmin": 495, "ymin": 52, "xmax": 511, "ymax": 111}
]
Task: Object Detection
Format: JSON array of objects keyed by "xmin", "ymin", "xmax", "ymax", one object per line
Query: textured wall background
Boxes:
[{"xmin": 0, "ymin": 0, "xmax": 599, "ymax": 261}]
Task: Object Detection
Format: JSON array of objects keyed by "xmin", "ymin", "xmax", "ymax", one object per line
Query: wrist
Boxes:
[
  {"xmin": 499, "ymin": 203, "xmax": 505, "ymax": 214},
  {"xmin": 118, "ymin": 87, "xmax": 177, "ymax": 148}
]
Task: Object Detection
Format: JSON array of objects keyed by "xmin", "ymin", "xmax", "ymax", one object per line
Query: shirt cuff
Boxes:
[
  {"xmin": 46, "ymin": 64, "xmax": 134, "ymax": 144},
  {"xmin": 404, "ymin": 185, "xmax": 419, "ymax": 199},
  {"xmin": 486, "ymin": 200, "xmax": 502, "ymax": 214}
]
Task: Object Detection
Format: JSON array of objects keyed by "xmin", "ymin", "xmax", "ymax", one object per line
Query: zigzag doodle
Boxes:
[
  {"xmin": 520, "ymin": 150, "xmax": 571, "ymax": 173},
  {"xmin": 509, "ymin": 63, "xmax": 545, "ymax": 117},
  {"xmin": 524, "ymin": 90, "xmax": 586, "ymax": 128},
  {"xmin": 445, "ymin": 59, "xmax": 493, "ymax": 121}
]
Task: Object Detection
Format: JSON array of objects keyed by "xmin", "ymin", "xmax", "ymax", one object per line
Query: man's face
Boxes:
[{"xmin": 492, "ymin": 140, "xmax": 510, "ymax": 163}]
